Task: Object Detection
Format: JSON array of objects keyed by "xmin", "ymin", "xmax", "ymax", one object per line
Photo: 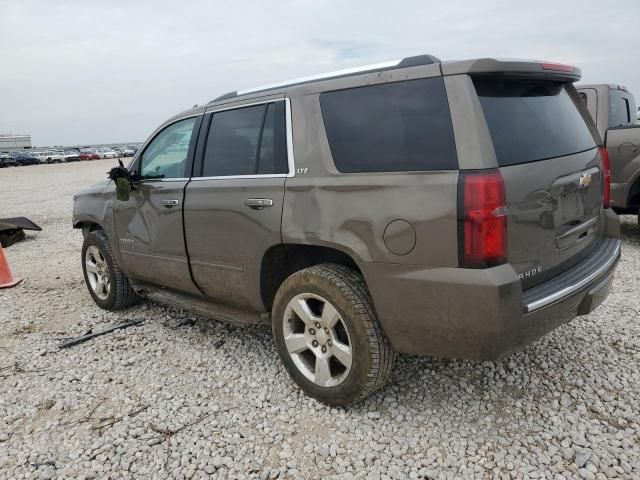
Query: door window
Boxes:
[
  {"xmin": 140, "ymin": 117, "xmax": 197, "ymax": 179},
  {"xmin": 257, "ymin": 102, "xmax": 288, "ymax": 174},
  {"xmin": 201, "ymin": 101, "xmax": 288, "ymax": 177},
  {"xmin": 609, "ymin": 89, "xmax": 635, "ymax": 128}
]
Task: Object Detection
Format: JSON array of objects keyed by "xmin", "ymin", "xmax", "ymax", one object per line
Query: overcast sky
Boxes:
[{"xmin": 1, "ymin": 0, "xmax": 638, "ymax": 146}]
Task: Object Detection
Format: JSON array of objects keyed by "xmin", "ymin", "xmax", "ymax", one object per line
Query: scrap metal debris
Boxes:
[
  {"xmin": 0, "ymin": 217, "xmax": 42, "ymax": 247},
  {"xmin": 58, "ymin": 320, "xmax": 144, "ymax": 349}
]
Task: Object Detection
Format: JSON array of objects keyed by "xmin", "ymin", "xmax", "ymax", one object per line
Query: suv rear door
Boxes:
[
  {"xmin": 183, "ymin": 99, "xmax": 291, "ymax": 311},
  {"xmin": 472, "ymin": 77, "xmax": 603, "ymax": 288}
]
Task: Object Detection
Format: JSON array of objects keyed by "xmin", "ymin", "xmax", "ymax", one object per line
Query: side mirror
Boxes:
[{"xmin": 108, "ymin": 162, "xmax": 134, "ymax": 201}]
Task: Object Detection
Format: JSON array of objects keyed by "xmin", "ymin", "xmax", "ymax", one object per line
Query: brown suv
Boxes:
[{"xmin": 73, "ymin": 55, "xmax": 621, "ymax": 405}]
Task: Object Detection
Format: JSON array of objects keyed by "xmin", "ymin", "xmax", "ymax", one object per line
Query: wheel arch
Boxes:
[
  {"xmin": 260, "ymin": 243, "xmax": 362, "ymax": 312},
  {"xmin": 73, "ymin": 220, "xmax": 104, "ymax": 237},
  {"xmin": 627, "ymin": 172, "xmax": 640, "ymax": 210}
]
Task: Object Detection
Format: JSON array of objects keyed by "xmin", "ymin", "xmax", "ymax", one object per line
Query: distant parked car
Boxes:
[
  {"xmin": 114, "ymin": 146, "xmax": 135, "ymax": 157},
  {"xmin": 0, "ymin": 153, "xmax": 17, "ymax": 167},
  {"xmin": 95, "ymin": 148, "xmax": 118, "ymax": 159},
  {"xmin": 45, "ymin": 151, "xmax": 65, "ymax": 163},
  {"xmin": 79, "ymin": 150, "xmax": 100, "ymax": 161},
  {"xmin": 64, "ymin": 150, "xmax": 81, "ymax": 162},
  {"xmin": 30, "ymin": 151, "xmax": 49, "ymax": 163},
  {"xmin": 13, "ymin": 152, "xmax": 40, "ymax": 166}
]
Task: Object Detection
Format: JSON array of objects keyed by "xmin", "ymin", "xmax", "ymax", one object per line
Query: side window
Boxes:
[
  {"xmin": 258, "ymin": 102, "xmax": 288, "ymax": 174},
  {"xmin": 202, "ymin": 102, "xmax": 288, "ymax": 177},
  {"xmin": 140, "ymin": 117, "xmax": 197, "ymax": 179},
  {"xmin": 579, "ymin": 92, "xmax": 588, "ymax": 105},
  {"xmin": 623, "ymin": 98, "xmax": 631, "ymax": 123},
  {"xmin": 319, "ymin": 77, "xmax": 458, "ymax": 173},
  {"xmin": 609, "ymin": 89, "xmax": 634, "ymax": 128}
]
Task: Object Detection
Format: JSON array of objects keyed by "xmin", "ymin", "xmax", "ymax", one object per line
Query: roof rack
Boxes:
[{"xmin": 209, "ymin": 54, "xmax": 440, "ymax": 103}]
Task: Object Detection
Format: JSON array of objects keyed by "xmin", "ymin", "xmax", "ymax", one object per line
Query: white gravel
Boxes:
[{"xmin": 0, "ymin": 160, "xmax": 639, "ymax": 479}]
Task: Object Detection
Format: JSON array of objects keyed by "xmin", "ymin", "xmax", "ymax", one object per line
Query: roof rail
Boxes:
[
  {"xmin": 210, "ymin": 91, "xmax": 238, "ymax": 103},
  {"xmin": 208, "ymin": 54, "xmax": 440, "ymax": 103},
  {"xmin": 397, "ymin": 54, "xmax": 441, "ymax": 68}
]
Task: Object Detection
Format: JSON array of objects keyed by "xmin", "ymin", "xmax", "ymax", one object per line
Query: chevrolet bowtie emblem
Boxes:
[{"xmin": 579, "ymin": 173, "xmax": 592, "ymax": 188}]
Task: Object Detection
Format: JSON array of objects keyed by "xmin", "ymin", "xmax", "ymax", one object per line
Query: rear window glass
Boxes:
[
  {"xmin": 319, "ymin": 78, "xmax": 458, "ymax": 172},
  {"xmin": 474, "ymin": 78, "xmax": 596, "ymax": 167},
  {"xmin": 609, "ymin": 89, "xmax": 635, "ymax": 128}
]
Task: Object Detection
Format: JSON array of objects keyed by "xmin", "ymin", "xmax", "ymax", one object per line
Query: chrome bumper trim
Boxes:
[{"xmin": 524, "ymin": 239, "xmax": 621, "ymax": 313}]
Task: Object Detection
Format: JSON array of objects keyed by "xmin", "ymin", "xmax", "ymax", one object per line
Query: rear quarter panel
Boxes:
[
  {"xmin": 607, "ymin": 126, "xmax": 640, "ymax": 209},
  {"xmin": 282, "ymin": 80, "xmax": 459, "ymax": 268}
]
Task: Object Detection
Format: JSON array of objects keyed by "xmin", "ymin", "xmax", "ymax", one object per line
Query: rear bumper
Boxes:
[{"xmin": 362, "ymin": 235, "xmax": 621, "ymax": 360}]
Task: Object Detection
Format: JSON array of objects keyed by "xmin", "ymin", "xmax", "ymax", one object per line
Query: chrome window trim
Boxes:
[
  {"xmin": 194, "ymin": 97, "xmax": 295, "ymax": 180},
  {"xmin": 236, "ymin": 60, "xmax": 401, "ymax": 95},
  {"xmin": 206, "ymin": 97, "xmax": 283, "ymax": 114},
  {"xmin": 141, "ymin": 178, "xmax": 189, "ymax": 183},
  {"xmin": 523, "ymin": 239, "xmax": 621, "ymax": 313}
]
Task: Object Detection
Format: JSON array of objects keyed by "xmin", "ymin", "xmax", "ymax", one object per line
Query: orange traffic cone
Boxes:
[{"xmin": 0, "ymin": 243, "xmax": 22, "ymax": 288}]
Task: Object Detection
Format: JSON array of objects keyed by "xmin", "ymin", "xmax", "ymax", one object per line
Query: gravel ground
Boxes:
[{"xmin": 0, "ymin": 159, "xmax": 639, "ymax": 480}]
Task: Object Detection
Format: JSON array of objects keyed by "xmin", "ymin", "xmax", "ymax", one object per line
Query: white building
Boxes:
[{"xmin": 0, "ymin": 134, "xmax": 32, "ymax": 150}]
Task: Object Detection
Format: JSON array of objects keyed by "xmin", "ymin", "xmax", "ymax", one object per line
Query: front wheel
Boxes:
[
  {"xmin": 272, "ymin": 264, "xmax": 395, "ymax": 406},
  {"xmin": 81, "ymin": 230, "xmax": 138, "ymax": 310}
]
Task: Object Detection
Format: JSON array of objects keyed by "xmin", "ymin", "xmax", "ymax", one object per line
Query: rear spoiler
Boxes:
[{"xmin": 441, "ymin": 58, "xmax": 582, "ymax": 82}]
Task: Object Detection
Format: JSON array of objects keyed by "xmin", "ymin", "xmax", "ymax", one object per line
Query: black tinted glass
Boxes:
[
  {"xmin": 320, "ymin": 78, "xmax": 458, "ymax": 172},
  {"xmin": 203, "ymin": 105, "xmax": 265, "ymax": 177},
  {"xmin": 474, "ymin": 78, "xmax": 596, "ymax": 167},
  {"xmin": 609, "ymin": 89, "xmax": 634, "ymax": 128},
  {"xmin": 258, "ymin": 102, "xmax": 288, "ymax": 174}
]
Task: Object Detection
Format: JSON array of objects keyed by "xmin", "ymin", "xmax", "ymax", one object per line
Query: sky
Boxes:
[{"xmin": 1, "ymin": 0, "xmax": 638, "ymax": 147}]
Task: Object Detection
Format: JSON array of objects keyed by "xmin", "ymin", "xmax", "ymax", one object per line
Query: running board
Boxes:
[{"xmin": 133, "ymin": 283, "xmax": 266, "ymax": 326}]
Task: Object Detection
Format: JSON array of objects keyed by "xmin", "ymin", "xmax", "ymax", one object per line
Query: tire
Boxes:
[
  {"xmin": 272, "ymin": 263, "xmax": 395, "ymax": 406},
  {"xmin": 81, "ymin": 230, "xmax": 138, "ymax": 310}
]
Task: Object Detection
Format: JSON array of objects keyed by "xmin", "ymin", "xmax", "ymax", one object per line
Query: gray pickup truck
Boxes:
[
  {"xmin": 74, "ymin": 56, "xmax": 621, "ymax": 405},
  {"xmin": 578, "ymin": 84, "xmax": 640, "ymax": 221}
]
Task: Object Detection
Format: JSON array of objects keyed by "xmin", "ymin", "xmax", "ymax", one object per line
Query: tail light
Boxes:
[
  {"xmin": 541, "ymin": 62, "xmax": 575, "ymax": 72},
  {"xmin": 599, "ymin": 146, "xmax": 611, "ymax": 208},
  {"xmin": 459, "ymin": 170, "xmax": 508, "ymax": 268}
]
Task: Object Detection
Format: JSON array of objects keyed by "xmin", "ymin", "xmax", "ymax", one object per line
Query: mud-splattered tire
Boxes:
[
  {"xmin": 272, "ymin": 263, "xmax": 395, "ymax": 406},
  {"xmin": 81, "ymin": 230, "xmax": 138, "ymax": 311}
]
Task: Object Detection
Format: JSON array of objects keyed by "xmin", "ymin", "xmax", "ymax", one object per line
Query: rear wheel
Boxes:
[
  {"xmin": 272, "ymin": 264, "xmax": 395, "ymax": 406},
  {"xmin": 81, "ymin": 230, "xmax": 138, "ymax": 310}
]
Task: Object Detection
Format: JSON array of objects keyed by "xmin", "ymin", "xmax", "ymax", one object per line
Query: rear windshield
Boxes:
[
  {"xmin": 474, "ymin": 78, "xmax": 596, "ymax": 167},
  {"xmin": 320, "ymin": 77, "xmax": 458, "ymax": 172}
]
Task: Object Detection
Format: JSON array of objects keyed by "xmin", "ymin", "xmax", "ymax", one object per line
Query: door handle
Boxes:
[
  {"xmin": 161, "ymin": 199, "xmax": 180, "ymax": 208},
  {"xmin": 245, "ymin": 198, "xmax": 273, "ymax": 210}
]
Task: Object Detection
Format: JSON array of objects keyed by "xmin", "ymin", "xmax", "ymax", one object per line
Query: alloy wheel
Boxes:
[
  {"xmin": 85, "ymin": 246, "xmax": 111, "ymax": 300},
  {"xmin": 282, "ymin": 293, "xmax": 353, "ymax": 387}
]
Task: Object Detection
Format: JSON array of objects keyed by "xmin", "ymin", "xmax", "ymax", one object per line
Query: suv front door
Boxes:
[
  {"xmin": 184, "ymin": 100, "xmax": 291, "ymax": 311},
  {"xmin": 114, "ymin": 115, "xmax": 202, "ymax": 295}
]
